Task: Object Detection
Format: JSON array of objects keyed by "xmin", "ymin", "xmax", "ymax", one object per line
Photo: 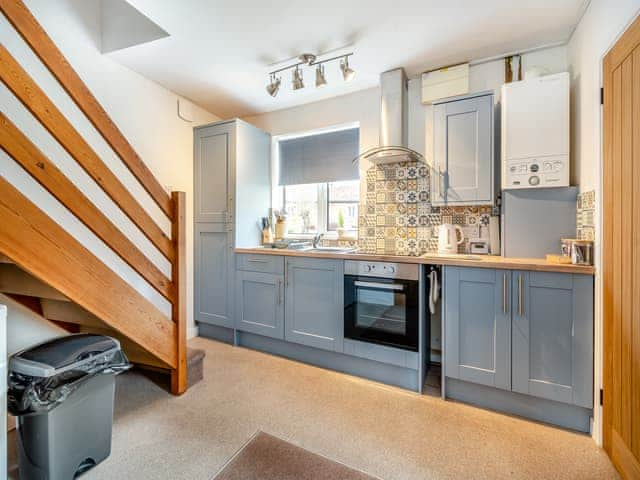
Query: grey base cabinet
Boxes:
[
  {"xmin": 444, "ymin": 267, "xmax": 511, "ymax": 390},
  {"xmin": 284, "ymin": 257, "xmax": 344, "ymax": 352},
  {"xmin": 194, "ymin": 224, "xmax": 234, "ymax": 328},
  {"xmin": 511, "ymin": 271, "xmax": 594, "ymax": 408},
  {"xmin": 235, "ymin": 271, "xmax": 284, "ymax": 339},
  {"xmin": 444, "ymin": 266, "xmax": 594, "ymax": 409}
]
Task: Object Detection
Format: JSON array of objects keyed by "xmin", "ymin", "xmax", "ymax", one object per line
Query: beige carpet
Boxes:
[
  {"xmin": 213, "ymin": 431, "xmax": 379, "ymax": 480},
  {"xmin": 7, "ymin": 337, "xmax": 618, "ymax": 480}
]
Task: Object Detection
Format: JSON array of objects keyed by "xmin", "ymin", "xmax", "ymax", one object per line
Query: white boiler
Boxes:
[{"xmin": 501, "ymin": 72, "xmax": 570, "ymax": 189}]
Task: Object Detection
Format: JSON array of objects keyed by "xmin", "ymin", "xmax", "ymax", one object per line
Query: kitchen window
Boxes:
[{"xmin": 274, "ymin": 124, "xmax": 360, "ymax": 237}]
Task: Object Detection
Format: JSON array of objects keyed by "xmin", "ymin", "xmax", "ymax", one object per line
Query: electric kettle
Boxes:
[{"xmin": 437, "ymin": 223, "xmax": 464, "ymax": 254}]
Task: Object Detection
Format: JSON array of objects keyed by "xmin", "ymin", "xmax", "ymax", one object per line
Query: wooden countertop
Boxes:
[{"xmin": 235, "ymin": 247, "xmax": 595, "ymax": 275}]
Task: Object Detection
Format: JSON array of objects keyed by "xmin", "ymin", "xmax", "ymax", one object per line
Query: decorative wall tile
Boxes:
[
  {"xmin": 577, "ymin": 190, "xmax": 596, "ymax": 241},
  {"xmin": 358, "ymin": 160, "xmax": 499, "ymax": 255}
]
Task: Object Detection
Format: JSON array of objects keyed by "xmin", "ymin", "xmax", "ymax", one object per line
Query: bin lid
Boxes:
[{"xmin": 9, "ymin": 334, "xmax": 122, "ymax": 378}]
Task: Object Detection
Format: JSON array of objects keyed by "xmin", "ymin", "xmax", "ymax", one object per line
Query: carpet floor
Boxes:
[{"xmin": 7, "ymin": 336, "xmax": 618, "ymax": 480}]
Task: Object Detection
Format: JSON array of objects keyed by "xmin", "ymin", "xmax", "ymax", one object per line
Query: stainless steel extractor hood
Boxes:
[{"xmin": 354, "ymin": 68, "xmax": 424, "ymax": 165}]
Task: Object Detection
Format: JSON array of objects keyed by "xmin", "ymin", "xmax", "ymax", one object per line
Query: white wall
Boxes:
[
  {"xmin": 567, "ymin": 0, "xmax": 640, "ymax": 191},
  {"xmin": 1, "ymin": 0, "xmax": 219, "ymax": 341}
]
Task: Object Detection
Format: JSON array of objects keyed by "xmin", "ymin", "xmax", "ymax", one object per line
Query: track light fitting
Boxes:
[{"xmin": 265, "ymin": 53, "xmax": 354, "ymax": 97}]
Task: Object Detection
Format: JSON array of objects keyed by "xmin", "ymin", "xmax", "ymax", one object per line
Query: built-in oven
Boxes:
[{"xmin": 344, "ymin": 261, "xmax": 420, "ymax": 352}]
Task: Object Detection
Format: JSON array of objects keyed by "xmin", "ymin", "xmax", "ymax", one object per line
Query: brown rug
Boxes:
[{"xmin": 213, "ymin": 432, "xmax": 381, "ymax": 480}]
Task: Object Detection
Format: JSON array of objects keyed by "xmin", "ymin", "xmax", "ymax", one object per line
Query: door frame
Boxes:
[{"xmin": 593, "ymin": 10, "xmax": 640, "ymax": 448}]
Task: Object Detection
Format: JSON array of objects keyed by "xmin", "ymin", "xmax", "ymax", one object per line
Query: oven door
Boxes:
[{"xmin": 344, "ymin": 275, "xmax": 419, "ymax": 351}]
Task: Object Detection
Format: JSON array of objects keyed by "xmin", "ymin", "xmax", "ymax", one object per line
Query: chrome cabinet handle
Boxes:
[
  {"xmin": 247, "ymin": 258, "xmax": 269, "ymax": 264},
  {"xmin": 439, "ymin": 169, "xmax": 446, "ymax": 199},
  {"xmin": 285, "ymin": 260, "xmax": 288, "ymax": 286},
  {"xmin": 518, "ymin": 275, "xmax": 523, "ymax": 316},
  {"xmin": 502, "ymin": 273, "xmax": 507, "ymax": 314},
  {"xmin": 276, "ymin": 279, "xmax": 281, "ymax": 305}
]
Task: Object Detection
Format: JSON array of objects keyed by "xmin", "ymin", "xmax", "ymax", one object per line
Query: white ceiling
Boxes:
[{"xmin": 110, "ymin": 0, "xmax": 588, "ymax": 118}]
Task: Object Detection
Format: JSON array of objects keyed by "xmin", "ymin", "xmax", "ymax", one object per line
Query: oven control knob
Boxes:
[
  {"xmin": 388, "ymin": 266, "xmax": 396, "ymax": 274},
  {"xmin": 363, "ymin": 264, "xmax": 372, "ymax": 273}
]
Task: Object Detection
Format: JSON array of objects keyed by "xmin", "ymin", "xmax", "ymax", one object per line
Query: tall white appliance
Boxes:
[
  {"xmin": 502, "ymin": 72, "xmax": 570, "ymax": 189},
  {"xmin": 0, "ymin": 304, "xmax": 6, "ymax": 477}
]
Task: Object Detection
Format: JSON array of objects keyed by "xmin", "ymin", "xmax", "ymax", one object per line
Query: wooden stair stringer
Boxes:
[{"xmin": 0, "ymin": 176, "xmax": 177, "ymax": 369}]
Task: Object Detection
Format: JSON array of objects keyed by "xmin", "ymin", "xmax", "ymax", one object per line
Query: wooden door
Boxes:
[
  {"xmin": 603, "ymin": 14, "xmax": 640, "ymax": 479},
  {"xmin": 444, "ymin": 267, "xmax": 511, "ymax": 390},
  {"xmin": 284, "ymin": 257, "xmax": 344, "ymax": 352},
  {"xmin": 511, "ymin": 271, "xmax": 593, "ymax": 408}
]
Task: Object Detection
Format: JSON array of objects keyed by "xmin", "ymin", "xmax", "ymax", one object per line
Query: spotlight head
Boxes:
[
  {"xmin": 266, "ymin": 75, "xmax": 281, "ymax": 97},
  {"xmin": 315, "ymin": 64, "xmax": 327, "ymax": 88},
  {"xmin": 340, "ymin": 56, "xmax": 355, "ymax": 82}
]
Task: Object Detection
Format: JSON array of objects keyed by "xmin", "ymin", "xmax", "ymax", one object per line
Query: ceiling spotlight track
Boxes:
[{"xmin": 265, "ymin": 52, "xmax": 354, "ymax": 97}]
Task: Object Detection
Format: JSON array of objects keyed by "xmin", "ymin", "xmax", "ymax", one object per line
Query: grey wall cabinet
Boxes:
[
  {"xmin": 195, "ymin": 223, "xmax": 234, "ymax": 328},
  {"xmin": 284, "ymin": 257, "xmax": 344, "ymax": 352},
  {"xmin": 444, "ymin": 266, "xmax": 594, "ymax": 408},
  {"xmin": 194, "ymin": 119, "xmax": 271, "ymax": 329},
  {"xmin": 194, "ymin": 122, "xmax": 235, "ymax": 224},
  {"xmin": 444, "ymin": 267, "xmax": 511, "ymax": 390},
  {"xmin": 235, "ymin": 271, "xmax": 284, "ymax": 339},
  {"xmin": 432, "ymin": 92, "xmax": 495, "ymax": 206},
  {"xmin": 511, "ymin": 271, "xmax": 594, "ymax": 408}
]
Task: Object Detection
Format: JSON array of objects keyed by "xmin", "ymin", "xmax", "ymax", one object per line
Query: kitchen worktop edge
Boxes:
[{"xmin": 234, "ymin": 248, "xmax": 595, "ymax": 275}]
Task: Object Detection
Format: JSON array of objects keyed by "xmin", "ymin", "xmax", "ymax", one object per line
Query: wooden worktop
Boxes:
[{"xmin": 235, "ymin": 247, "xmax": 595, "ymax": 275}]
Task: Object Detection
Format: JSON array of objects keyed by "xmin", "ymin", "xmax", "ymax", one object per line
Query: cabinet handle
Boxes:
[
  {"xmin": 285, "ymin": 260, "xmax": 288, "ymax": 286},
  {"xmin": 439, "ymin": 169, "xmax": 446, "ymax": 199},
  {"xmin": 518, "ymin": 275, "xmax": 524, "ymax": 316},
  {"xmin": 502, "ymin": 273, "xmax": 507, "ymax": 314},
  {"xmin": 276, "ymin": 279, "xmax": 281, "ymax": 305},
  {"xmin": 247, "ymin": 258, "xmax": 269, "ymax": 264}
]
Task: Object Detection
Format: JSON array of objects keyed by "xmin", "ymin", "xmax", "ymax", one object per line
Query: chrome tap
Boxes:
[{"xmin": 312, "ymin": 233, "xmax": 324, "ymax": 248}]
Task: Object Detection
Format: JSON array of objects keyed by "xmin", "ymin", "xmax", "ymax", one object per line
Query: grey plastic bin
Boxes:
[{"xmin": 8, "ymin": 334, "xmax": 130, "ymax": 480}]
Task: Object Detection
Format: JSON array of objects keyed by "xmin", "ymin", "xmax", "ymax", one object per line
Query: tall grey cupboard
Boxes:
[{"xmin": 194, "ymin": 119, "xmax": 271, "ymax": 329}]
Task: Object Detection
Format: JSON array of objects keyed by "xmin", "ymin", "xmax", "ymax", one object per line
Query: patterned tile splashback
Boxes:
[
  {"xmin": 356, "ymin": 161, "xmax": 494, "ymax": 256},
  {"xmin": 576, "ymin": 190, "xmax": 595, "ymax": 241}
]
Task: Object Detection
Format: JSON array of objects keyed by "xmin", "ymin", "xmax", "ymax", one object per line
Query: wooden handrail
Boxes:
[
  {"xmin": 0, "ymin": 44, "xmax": 175, "ymax": 262},
  {"xmin": 0, "ymin": 177, "xmax": 177, "ymax": 368},
  {"xmin": 0, "ymin": 0, "xmax": 174, "ymax": 220},
  {"xmin": 0, "ymin": 112, "xmax": 174, "ymax": 302},
  {"xmin": 170, "ymin": 191, "xmax": 187, "ymax": 395}
]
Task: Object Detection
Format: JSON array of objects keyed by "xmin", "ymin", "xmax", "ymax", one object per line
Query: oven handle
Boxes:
[{"xmin": 353, "ymin": 280, "xmax": 405, "ymax": 291}]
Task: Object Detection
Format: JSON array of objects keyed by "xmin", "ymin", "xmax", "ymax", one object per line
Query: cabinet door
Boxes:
[
  {"xmin": 194, "ymin": 123, "xmax": 236, "ymax": 223},
  {"xmin": 433, "ymin": 94, "xmax": 493, "ymax": 205},
  {"xmin": 284, "ymin": 257, "xmax": 344, "ymax": 352},
  {"xmin": 194, "ymin": 223, "xmax": 234, "ymax": 328},
  {"xmin": 512, "ymin": 272, "xmax": 594, "ymax": 408},
  {"xmin": 235, "ymin": 271, "xmax": 284, "ymax": 339},
  {"xmin": 444, "ymin": 267, "xmax": 511, "ymax": 390}
]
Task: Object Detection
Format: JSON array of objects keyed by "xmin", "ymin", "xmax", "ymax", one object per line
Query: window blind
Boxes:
[{"xmin": 278, "ymin": 128, "xmax": 359, "ymax": 186}]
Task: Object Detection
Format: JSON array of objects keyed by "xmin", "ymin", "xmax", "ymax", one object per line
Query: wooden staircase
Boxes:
[{"xmin": 0, "ymin": 0, "xmax": 194, "ymax": 394}]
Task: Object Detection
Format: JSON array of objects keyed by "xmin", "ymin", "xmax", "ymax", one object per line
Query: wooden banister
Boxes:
[
  {"xmin": 0, "ymin": 112, "xmax": 174, "ymax": 302},
  {"xmin": 170, "ymin": 191, "xmax": 187, "ymax": 395},
  {"xmin": 0, "ymin": 0, "xmax": 174, "ymax": 220},
  {"xmin": 0, "ymin": 44, "xmax": 175, "ymax": 262},
  {"xmin": 0, "ymin": 176, "xmax": 177, "ymax": 368}
]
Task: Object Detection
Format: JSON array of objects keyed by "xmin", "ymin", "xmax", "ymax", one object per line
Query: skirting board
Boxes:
[
  {"xmin": 198, "ymin": 323, "xmax": 420, "ymax": 391},
  {"xmin": 445, "ymin": 377, "xmax": 593, "ymax": 433}
]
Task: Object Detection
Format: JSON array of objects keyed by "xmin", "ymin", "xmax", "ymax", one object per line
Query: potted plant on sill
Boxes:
[{"xmin": 337, "ymin": 209, "xmax": 346, "ymax": 239}]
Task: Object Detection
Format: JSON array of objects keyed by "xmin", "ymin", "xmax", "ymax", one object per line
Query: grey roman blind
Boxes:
[{"xmin": 278, "ymin": 128, "xmax": 359, "ymax": 186}]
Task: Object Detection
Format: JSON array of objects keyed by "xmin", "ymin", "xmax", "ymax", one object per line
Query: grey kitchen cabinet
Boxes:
[
  {"xmin": 432, "ymin": 92, "xmax": 495, "ymax": 206},
  {"xmin": 194, "ymin": 223, "xmax": 234, "ymax": 328},
  {"xmin": 444, "ymin": 267, "xmax": 511, "ymax": 390},
  {"xmin": 194, "ymin": 122, "xmax": 235, "ymax": 224},
  {"xmin": 511, "ymin": 271, "xmax": 594, "ymax": 408},
  {"xmin": 444, "ymin": 266, "xmax": 594, "ymax": 408},
  {"xmin": 235, "ymin": 270, "xmax": 284, "ymax": 339},
  {"xmin": 193, "ymin": 119, "xmax": 271, "ymax": 330},
  {"xmin": 284, "ymin": 257, "xmax": 344, "ymax": 352}
]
